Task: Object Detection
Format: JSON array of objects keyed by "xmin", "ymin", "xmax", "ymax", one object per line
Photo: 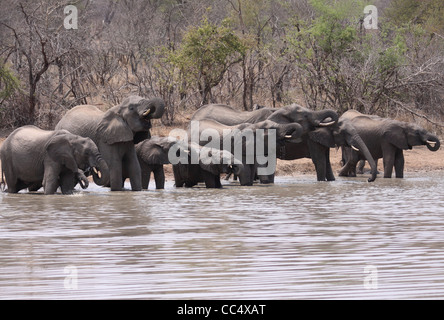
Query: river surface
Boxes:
[{"xmin": 1, "ymin": 172, "xmax": 444, "ymax": 299}]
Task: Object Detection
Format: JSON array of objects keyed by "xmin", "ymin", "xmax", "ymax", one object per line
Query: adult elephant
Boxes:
[
  {"xmin": 191, "ymin": 103, "xmax": 349, "ymax": 181},
  {"xmin": 340, "ymin": 110, "xmax": 440, "ymax": 178},
  {"xmin": 0, "ymin": 126, "xmax": 109, "ymax": 194},
  {"xmin": 292, "ymin": 118, "xmax": 378, "ymax": 182},
  {"xmin": 191, "ymin": 103, "xmax": 338, "ymax": 133},
  {"xmin": 194, "ymin": 119, "xmax": 304, "ymax": 185},
  {"xmin": 56, "ymin": 95, "xmax": 165, "ymax": 191},
  {"xmin": 172, "ymin": 143, "xmax": 244, "ymax": 188}
]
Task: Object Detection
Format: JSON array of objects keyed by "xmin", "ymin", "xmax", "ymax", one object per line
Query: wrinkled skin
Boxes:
[
  {"xmin": 0, "ymin": 126, "xmax": 109, "ymax": 194},
  {"xmin": 340, "ymin": 110, "xmax": 440, "ymax": 178},
  {"xmin": 56, "ymin": 95, "xmax": 165, "ymax": 191},
  {"xmin": 191, "ymin": 103, "xmax": 341, "ymax": 181},
  {"xmin": 172, "ymin": 143, "xmax": 244, "ymax": 188},
  {"xmin": 135, "ymin": 136, "xmax": 177, "ymax": 190},
  {"xmin": 298, "ymin": 118, "xmax": 378, "ymax": 182},
  {"xmin": 195, "ymin": 119, "xmax": 304, "ymax": 185},
  {"xmin": 192, "ymin": 103, "xmax": 338, "ymax": 132}
]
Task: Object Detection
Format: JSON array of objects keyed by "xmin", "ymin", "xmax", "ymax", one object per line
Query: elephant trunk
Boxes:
[
  {"xmin": 277, "ymin": 123, "xmax": 303, "ymax": 143},
  {"xmin": 142, "ymin": 97, "xmax": 165, "ymax": 120},
  {"xmin": 91, "ymin": 156, "xmax": 110, "ymax": 186},
  {"xmin": 351, "ymin": 134, "xmax": 377, "ymax": 182},
  {"xmin": 425, "ymin": 135, "xmax": 440, "ymax": 151},
  {"xmin": 311, "ymin": 110, "xmax": 339, "ymax": 127}
]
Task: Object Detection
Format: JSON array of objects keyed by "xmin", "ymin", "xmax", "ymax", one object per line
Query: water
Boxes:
[{"xmin": 1, "ymin": 172, "xmax": 444, "ymax": 299}]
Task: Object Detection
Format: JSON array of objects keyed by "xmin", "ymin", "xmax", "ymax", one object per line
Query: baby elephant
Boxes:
[
  {"xmin": 0, "ymin": 126, "xmax": 109, "ymax": 194},
  {"xmin": 135, "ymin": 136, "xmax": 178, "ymax": 189}
]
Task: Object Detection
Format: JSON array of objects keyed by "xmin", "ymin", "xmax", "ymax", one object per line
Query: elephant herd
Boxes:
[{"xmin": 0, "ymin": 95, "xmax": 441, "ymax": 194}]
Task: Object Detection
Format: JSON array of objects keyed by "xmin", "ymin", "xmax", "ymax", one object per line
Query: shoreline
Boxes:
[{"xmin": 1, "ymin": 134, "xmax": 443, "ymax": 181}]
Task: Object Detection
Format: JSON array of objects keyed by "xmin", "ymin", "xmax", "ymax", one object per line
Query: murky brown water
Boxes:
[{"xmin": 1, "ymin": 172, "xmax": 444, "ymax": 299}]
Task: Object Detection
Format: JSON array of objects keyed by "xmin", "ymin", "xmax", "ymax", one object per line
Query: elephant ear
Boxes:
[
  {"xmin": 308, "ymin": 128, "xmax": 335, "ymax": 148},
  {"xmin": 145, "ymin": 144, "xmax": 170, "ymax": 164},
  {"xmin": 383, "ymin": 122, "xmax": 409, "ymax": 150},
  {"xmin": 46, "ymin": 135, "xmax": 78, "ymax": 173},
  {"xmin": 97, "ymin": 109, "xmax": 134, "ymax": 145}
]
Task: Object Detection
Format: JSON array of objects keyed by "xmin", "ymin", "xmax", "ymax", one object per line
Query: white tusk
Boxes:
[
  {"xmin": 351, "ymin": 145, "xmax": 360, "ymax": 152},
  {"xmin": 142, "ymin": 108, "xmax": 151, "ymax": 117},
  {"xmin": 427, "ymin": 140, "xmax": 437, "ymax": 148},
  {"xmin": 93, "ymin": 167, "xmax": 101, "ymax": 179},
  {"xmin": 319, "ymin": 120, "xmax": 336, "ymax": 127},
  {"xmin": 285, "ymin": 135, "xmax": 293, "ymax": 139}
]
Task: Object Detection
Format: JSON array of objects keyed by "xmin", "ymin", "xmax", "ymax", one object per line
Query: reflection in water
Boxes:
[{"xmin": 1, "ymin": 173, "xmax": 444, "ymax": 299}]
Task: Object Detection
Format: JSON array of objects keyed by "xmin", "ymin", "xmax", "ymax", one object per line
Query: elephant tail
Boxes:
[{"xmin": 0, "ymin": 164, "xmax": 5, "ymax": 192}]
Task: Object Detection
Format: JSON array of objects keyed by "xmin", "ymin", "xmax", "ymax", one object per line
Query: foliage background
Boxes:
[{"xmin": 0, "ymin": 0, "xmax": 443, "ymax": 133}]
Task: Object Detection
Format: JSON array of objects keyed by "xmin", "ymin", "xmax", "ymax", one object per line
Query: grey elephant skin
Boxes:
[
  {"xmin": 0, "ymin": 126, "xmax": 109, "ymax": 194},
  {"xmin": 191, "ymin": 103, "xmax": 365, "ymax": 182},
  {"xmin": 172, "ymin": 143, "xmax": 244, "ymax": 188},
  {"xmin": 295, "ymin": 118, "xmax": 378, "ymax": 182},
  {"xmin": 340, "ymin": 110, "xmax": 440, "ymax": 178},
  {"xmin": 56, "ymin": 95, "xmax": 165, "ymax": 191},
  {"xmin": 135, "ymin": 136, "xmax": 177, "ymax": 190},
  {"xmin": 195, "ymin": 119, "xmax": 304, "ymax": 185}
]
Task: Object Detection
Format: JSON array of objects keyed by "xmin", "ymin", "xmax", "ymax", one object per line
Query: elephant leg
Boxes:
[
  {"xmin": 109, "ymin": 158, "xmax": 124, "ymax": 191},
  {"xmin": 43, "ymin": 169, "xmax": 60, "ymax": 194},
  {"xmin": 153, "ymin": 165, "xmax": 165, "ymax": 189},
  {"xmin": 59, "ymin": 171, "xmax": 76, "ymax": 195},
  {"xmin": 3, "ymin": 175, "xmax": 19, "ymax": 193},
  {"xmin": 201, "ymin": 170, "xmax": 220, "ymax": 188},
  {"xmin": 8, "ymin": 179, "xmax": 29, "ymax": 193},
  {"xmin": 172, "ymin": 165, "xmax": 184, "ymax": 187},
  {"xmin": 141, "ymin": 165, "xmax": 152, "ymax": 190},
  {"xmin": 125, "ymin": 150, "xmax": 142, "ymax": 191},
  {"xmin": 308, "ymin": 142, "xmax": 328, "ymax": 181},
  {"xmin": 311, "ymin": 157, "xmax": 327, "ymax": 182},
  {"xmin": 382, "ymin": 154, "xmax": 395, "ymax": 178},
  {"xmin": 357, "ymin": 160, "xmax": 366, "ymax": 174},
  {"xmin": 394, "ymin": 149, "xmax": 405, "ymax": 178},
  {"xmin": 325, "ymin": 149, "xmax": 335, "ymax": 181}
]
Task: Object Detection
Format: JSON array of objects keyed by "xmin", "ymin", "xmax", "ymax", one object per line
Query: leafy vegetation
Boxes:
[{"xmin": 0, "ymin": 0, "xmax": 442, "ymax": 131}]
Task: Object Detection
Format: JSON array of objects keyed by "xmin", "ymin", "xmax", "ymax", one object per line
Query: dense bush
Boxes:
[{"xmin": 0, "ymin": 0, "xmax": 442, "ymax": 132}]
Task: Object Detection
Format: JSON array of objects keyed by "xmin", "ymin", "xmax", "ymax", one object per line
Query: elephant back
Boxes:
[{"xmin": 56, "ymin": 105, "xmax": 104, "ymax": 144}]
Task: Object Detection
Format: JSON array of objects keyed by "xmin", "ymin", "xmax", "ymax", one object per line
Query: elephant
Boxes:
[
  {"xmin": 191, "ymin": 103, "xmax": 338, "ymax": 133},
  {"xmin": 0, "ymin": 125, "xmax": 109, "ymax": 194},
  {"xmin": 172, "ymin": 143, "xmax": 244, "ymax": 188},
  {"xmin": 339, "ymin": 110, "xmax": 440, "ymax": 178},
  {"xmin": 190, "ymin": 103, "xmax": 356, "ymax": 181},
  {"xmin": 135, "ymin": 136, "xmax": 178, "ymax": 190},
  {"xmin": 55, "ymin": 95, "xmax": 165, "ymax": 191},
  {"xmin": 193, "ymin": 119, "xmax": 304, "ymax": 185},
  {"xmin": 291, "ymin": 118, "xmax": 378, "ymax": 182}
]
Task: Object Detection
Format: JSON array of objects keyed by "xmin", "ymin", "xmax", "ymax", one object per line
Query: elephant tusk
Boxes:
[
  {"xmin": 427, "ymin": 140, "xmax": 437, "ymax": 148},
  {"xmin": 93, "ymin": 167, "xmax": 101, "ymax": 179},
  {"xmin": 285, "ymin": 135, "xmax": 293, "ymax": 139},
  {"xmin": 319, "ymin": 120, "xmax": 336, "ymax": 127},
  {"xmin": 142, "ymin": 108, "xmax": 152, "ymax": 117},
  {"xmin": 351, "ymin": 145, "xmax": 360, "ymax": 152},
  {"xmin": 80, "ymin": 179, "xmax": 88, "ymax": 189}
]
